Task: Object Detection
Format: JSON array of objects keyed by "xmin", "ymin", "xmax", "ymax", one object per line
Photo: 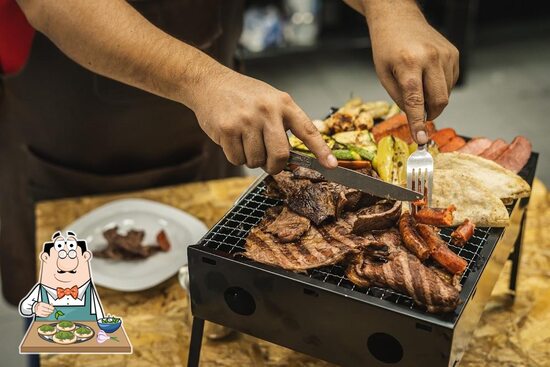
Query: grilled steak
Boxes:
[
  {"xmin": 244, "ymin": 216, "xmax": 379, "ymax": 271},
  {"xmin": 264, "ymin": 206, "xmax": 311, "ymax": 243},
  {"xmin": 479, "ymin": 139, "xmax": 508, "ymax": 160},
  {"xmin": 269, "ymin": 171, "xmax": 335, "ymax": 225},
  {"xmin": 457, "ymin": 138, "xmax": 492, "ymax": 155},
  {"xmin": 346, "ymin": 249, "xmax": 461, "ymax": 313},
  {"xmin": 267, "ymin": 170, "xmax": 376, "ymax": 225},
  {"xmin": 344, "ymin": 200, "xmax": 401, "ymax": 234},
  {"xmin": 494, "ymin": 136, "xmax": 532, "ymax": 173},
  {"xmin": 292, "ymin": 166, "xmax": 325, "ymax": 182}
]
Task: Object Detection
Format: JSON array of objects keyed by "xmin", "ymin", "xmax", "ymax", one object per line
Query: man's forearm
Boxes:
[
  {"xmin": 16, "ymin": 0, "xmax": 225, "ymax": 110},
  {"xmin": 343, "ymin": 0, "xmax": 424, "ymax": 25}
]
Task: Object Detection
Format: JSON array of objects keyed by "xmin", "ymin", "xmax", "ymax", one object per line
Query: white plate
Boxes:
[{"xmin": 64, "ymin": 198, "xmax": 207, "ymax": 292}]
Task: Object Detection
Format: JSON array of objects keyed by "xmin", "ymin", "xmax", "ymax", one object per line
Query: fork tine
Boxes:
[{"xmin": 427, "ymin": 169, "xmax": 433, "ymax": 207}]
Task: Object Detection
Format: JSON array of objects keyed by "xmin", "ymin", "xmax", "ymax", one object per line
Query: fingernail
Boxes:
[
  {"xmin": 327, "ymin": 154, "xmax": 338, "ymax": 168},
  {"xmin": 416, "ymin": 131, "xmax": 428, "ymax": 144}
]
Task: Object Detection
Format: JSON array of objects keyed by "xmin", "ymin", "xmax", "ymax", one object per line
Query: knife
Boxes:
[{"xmin": 288, "ymin": 151, "xmax": 423, "ymax": 201}]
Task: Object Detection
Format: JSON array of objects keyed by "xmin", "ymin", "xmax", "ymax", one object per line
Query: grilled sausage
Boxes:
[
  {"xmin": 398, "ymin": 211, "xmax": 430, "ymax": 260},
  {"xmin": 416, "ymin": 224, "xmax": 467, "ymax": 275},
  {"xmin": 451, "ymin": 219, "xmax": 476, "ymax": 246},
  {"xmin": 414, "ymin": 205, "xmax": 456, "ymax": 227}
]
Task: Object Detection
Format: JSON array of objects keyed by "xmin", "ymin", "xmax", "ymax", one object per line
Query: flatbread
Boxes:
[
  {"xmin": 53, "ymin": 331, "xmax": 77, "ymax": 344},
  {"xmin": 433, "ymin": 169, "xmax": 509, "ymax": 227},
  {"xmin": 434, "ymin": 152, "xmax": 530, "ymax": 201}
]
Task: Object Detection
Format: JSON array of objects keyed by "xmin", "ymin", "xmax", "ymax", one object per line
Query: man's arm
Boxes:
[
  {"xmin": 18, "ymin": 284, "xmax": 40, "ymax": 317},
  {"xmin": 16, "ymin": 0, "xmax": 336, "ymax": 173},
  {"xmin": 343, "ymin": 0, "xmax": 459, "ymax": 144}
]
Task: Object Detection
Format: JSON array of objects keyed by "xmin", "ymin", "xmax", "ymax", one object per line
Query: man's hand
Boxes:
[
  {"xmin": 34, "ymin": 302, "xmax": 54, "ymax": 318},
  {"xmin": 190, "ymin": 68, "xmax": 337, "ymax": 174},
  {"xmin": 361, "ymin": 0, "xmax": 459, "ymax": 144}
]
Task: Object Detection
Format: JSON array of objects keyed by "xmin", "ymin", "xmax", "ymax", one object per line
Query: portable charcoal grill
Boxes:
[{"xmin": 186, "ymin": 151, "xmax": 538, "ymax": 367}]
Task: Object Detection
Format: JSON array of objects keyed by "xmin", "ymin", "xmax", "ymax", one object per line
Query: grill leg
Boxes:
[
  {"xmin": 509, "ymin": 211, "xmax": 527, "ymax": 296},
  {"xmin": 187, "ymin": 317, "xmax": 205, "ymax": 367}
]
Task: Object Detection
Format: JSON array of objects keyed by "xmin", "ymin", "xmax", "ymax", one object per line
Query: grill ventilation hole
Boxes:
[
  {"xmin": 224, "ymin": 287, "xmax": 256, "ymax": 316},
  {"xmin": 367, "ymin": 332, "xmax": 403, "ymax": 364}
]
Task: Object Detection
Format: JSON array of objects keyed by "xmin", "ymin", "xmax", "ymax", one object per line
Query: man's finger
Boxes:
[
  {"xmin": 395, "ymin": 69, "xmax": 428, "ymax": 144},
  {"xmin": 423, "ymin": 68, "xmax": 449, "ymax": 121},
  {"xmin": 284, "ymin": 103, "xmax": 337, "ymax": 168},
  {"xmin": 220, "ymin": 135, "xmax": 246, "ymax": 166},
  {"xmin": 378, "ymin": 69, "xmax": 404, "ymax": 109},
  {"xmin": 242, "ymin": 128, "xmax": 267, "ymax": 169},
  {"xmin": 263, "ymin": 120, "xmax": 290, "ymax": 175}
]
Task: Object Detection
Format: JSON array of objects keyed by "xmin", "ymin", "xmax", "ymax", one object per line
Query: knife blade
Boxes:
[{"xmin": 288, "ymin": 151, "xmax": 423, "ymax": 201}]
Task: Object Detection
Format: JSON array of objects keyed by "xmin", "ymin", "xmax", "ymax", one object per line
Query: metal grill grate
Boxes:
[{"xmin": 198, "ymin": 182, "xmax": 492, "ymax": 313}]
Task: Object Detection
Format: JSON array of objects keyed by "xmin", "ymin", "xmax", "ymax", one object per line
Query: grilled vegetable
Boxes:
[
  {"xmin": 372, "ymin": 136, "xmax": 394, "ymax": 182},
  {"xmin": 348, "ymin": 144, "xmax": 376, "ymax": 161},
  {"xmin": 289, "ymin": 134, "xmax": 335, "ymax": 151},
  {"xmin": 409, "ymin": 142, "xmax": 440, "ymax": 157},
  {"xmin": 392, "ymin": 137, "xmax": 409, "ymax": 186},
  {"xmin": 384, "ymin": 103, "xmax": 400, "ymax": 120},
  {"xmin": 332, "ymin": 130, "xmax": 372, "ymax": 145},
  {"xmin": 430, "ymin": 128, "xmax": 456, "ymax": 147},
  {"xmin": 332, "ymin": 149, "xmax": 362, "ymax": 161}
]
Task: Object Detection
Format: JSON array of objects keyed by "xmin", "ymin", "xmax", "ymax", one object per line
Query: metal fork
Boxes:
[{"xmin": 407, "ymin": 125, "xmax": 433, "ymax": 208}]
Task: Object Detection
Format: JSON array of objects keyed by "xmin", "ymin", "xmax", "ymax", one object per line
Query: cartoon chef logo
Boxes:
[
  {"xmin": 19, "ymin": 231, "xmax": 104, "ymax": 321},
  {"xmin": 18, "ymin": 231, "xmax": 131, "ymax": 354}
]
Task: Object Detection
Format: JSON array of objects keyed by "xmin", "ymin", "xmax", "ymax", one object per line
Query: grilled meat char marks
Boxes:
[
  {"xmin": 244, "ymin": 217, "xmax": 379, "ymax": 271},
  {"xmin": 264, "ymin": 206, "xmax": 311, "ymax": 243},
  {"xmin": 246, "ymin": 169, "xmax": 468, "ymax": 313},
  {"xmin": 346, "ymin": 250, "xmax": 460, "ymax": 313}
]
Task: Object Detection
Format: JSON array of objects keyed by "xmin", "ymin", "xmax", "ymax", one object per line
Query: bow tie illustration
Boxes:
[{"xmin": 56, "ymin": 285, "xmax": 78, "ymax": 299}]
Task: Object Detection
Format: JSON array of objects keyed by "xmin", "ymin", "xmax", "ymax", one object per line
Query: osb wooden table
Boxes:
[{"xmin": 35, "ymin": 177, "xmax": 550, "ymax": 367}]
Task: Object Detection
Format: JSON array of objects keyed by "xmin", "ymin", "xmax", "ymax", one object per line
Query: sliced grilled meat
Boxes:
[
  {"xmin": 271, "ymin": 171, "xmax": 336, "ymax": 225},
  {"xmin": 346, "ymin": 250, "xmax": 461, "ymax": 313},
  {"xmin": 344, "ymin": 200, "xmax": 402, "ymax": 234},
  {"xmin": 494, "ymin": 136, "xmax": 532, "ymax": 173},
  {"xmin": 268, "ymin": 170, "xmax": 376, "ymax": 225},
  {"xmin": 416, "ymin": 224, "xmax": 468, "ymax": 275},
  {"xmin": 457, "ymin": 138, "xmax": 492, "ymax": 155},
  {"xmin": 264, "ymin": 206, "xmax": 311, "ymax": 243},
  {"xmin": 244, "ymin": 217, "xmax": 379, "ymax": 271},
  {"xmin": 479, "ymin": 139, "xmax": 508, "ymax": 161},
  {"xmin": 398, "ymin": 211, "xmax": 430, "ymax": 260},
  {"xmin": 291, "ymin": 166, "xmax": 325, "ymax": 182}
]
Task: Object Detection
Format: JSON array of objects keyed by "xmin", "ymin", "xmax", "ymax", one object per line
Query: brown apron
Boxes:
[{"xmin": 0, "ymin": 0, "xmax": 244, "ymax": 305}]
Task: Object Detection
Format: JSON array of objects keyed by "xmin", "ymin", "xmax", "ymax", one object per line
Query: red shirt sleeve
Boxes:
[{"xmin": 0, "ymin": 0, "xmax": 35, "ymax": 75}]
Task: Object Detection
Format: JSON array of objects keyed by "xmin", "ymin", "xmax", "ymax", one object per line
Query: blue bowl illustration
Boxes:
[{"xmin": 97, "ymin": 317, "xmax": 122, "ymax": 333}]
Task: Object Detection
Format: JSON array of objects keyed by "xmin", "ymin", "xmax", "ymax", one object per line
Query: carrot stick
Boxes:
[
  {"xmin": 439, "ymin": 136, "xmax": 466, "ymax": 152},
  {"xmin": 337, "ymin": 160, "xmax": 372, "ymax": 169},
  {"xmin": 430, "ymin": 128, "xmax": 457, "ymax": 147}
]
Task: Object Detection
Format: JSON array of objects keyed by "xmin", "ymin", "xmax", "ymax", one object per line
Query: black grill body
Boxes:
[{"xmin": 187, "ymin": 153, "xmax": 537, "ymax": 367}]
